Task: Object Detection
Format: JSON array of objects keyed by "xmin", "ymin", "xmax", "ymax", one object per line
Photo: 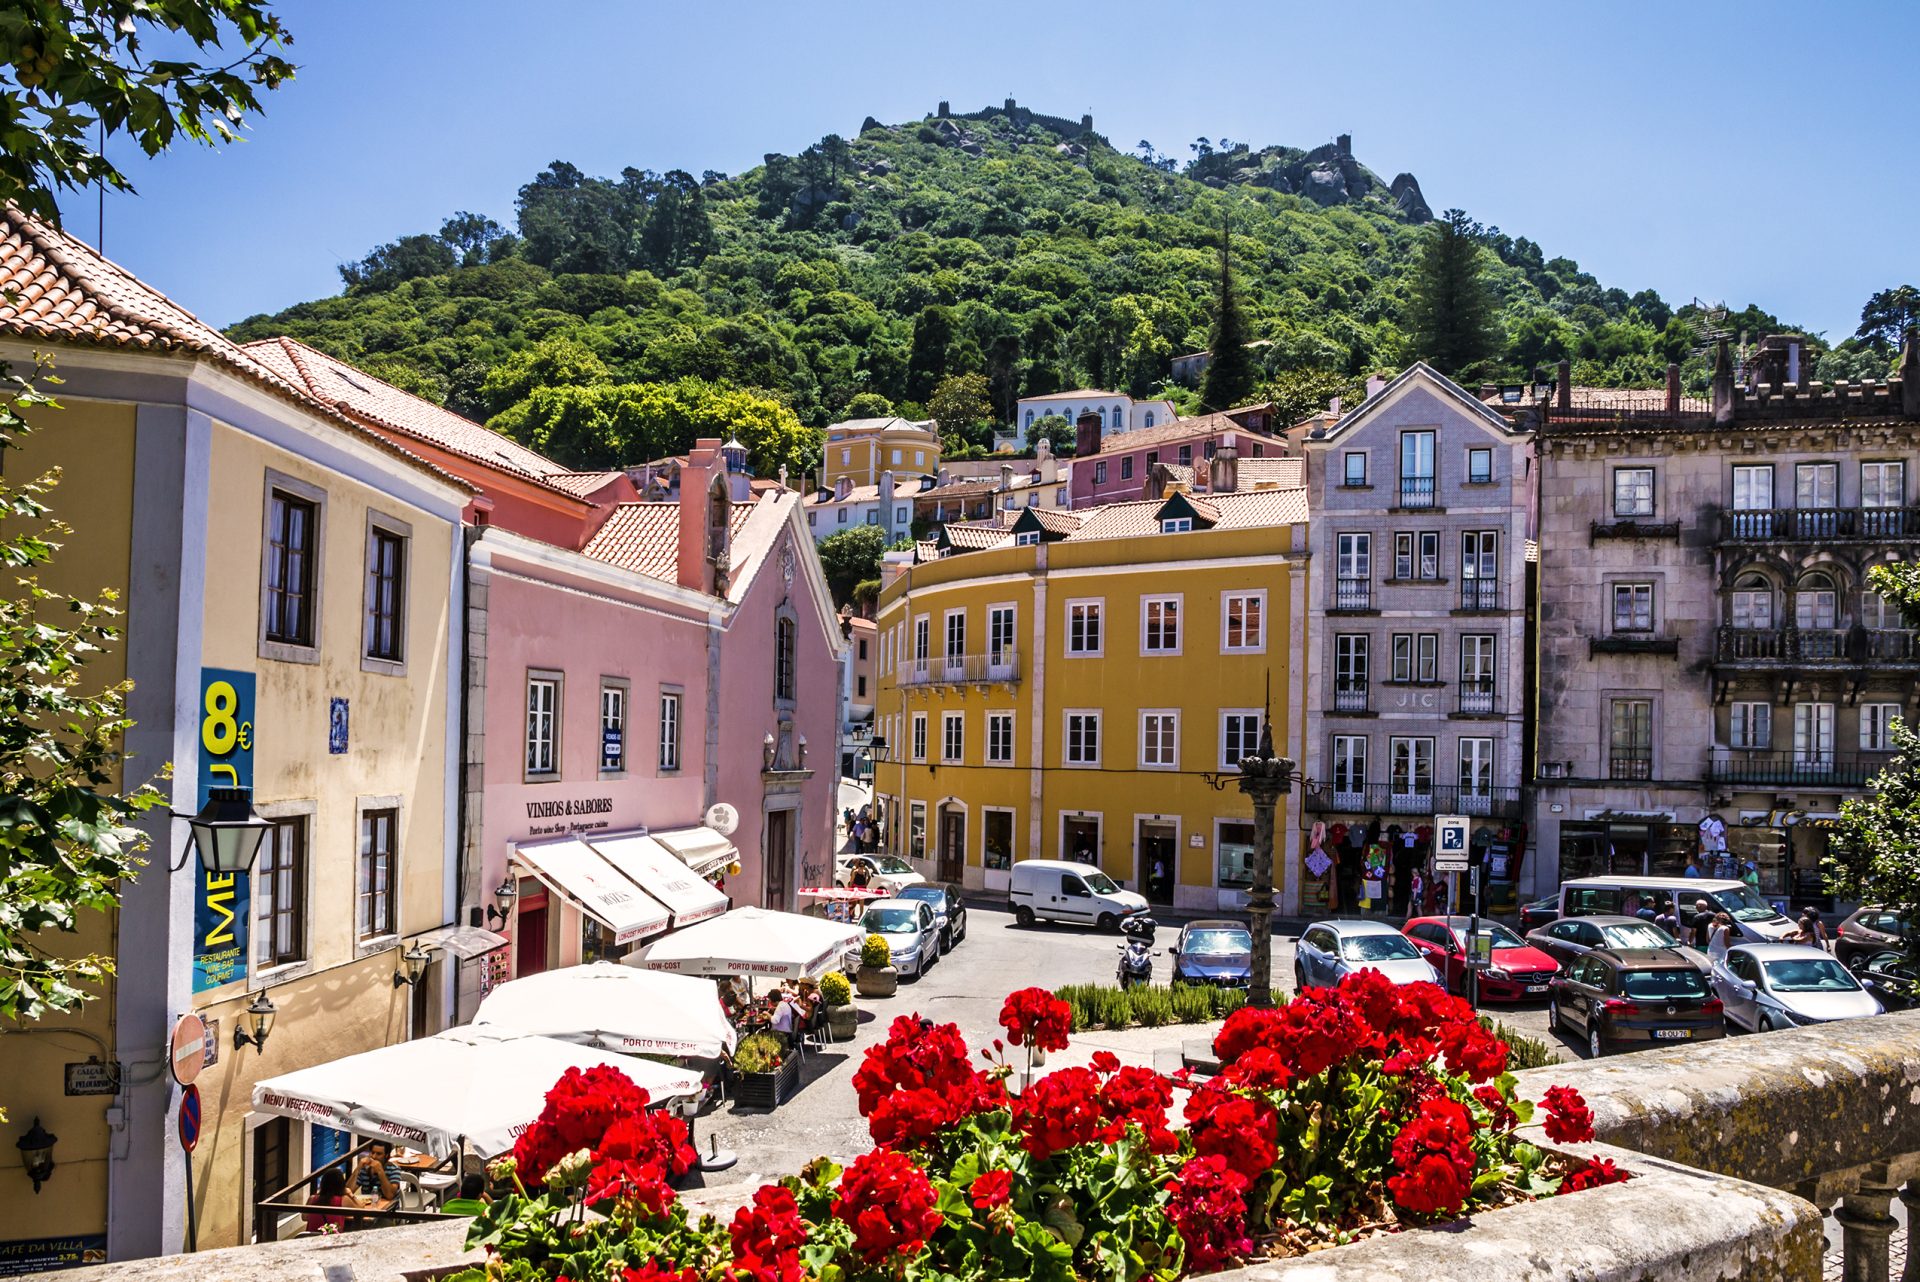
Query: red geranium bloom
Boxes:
[
  {"xmin": 1089, "ymin": 1050, "xmax": 1121, "ymax": 1075},
  {"xmin": 1213, "ymin": 1005, "xmax": 1286, "ymax": 1062},
  {"xmin": 1183, "ymin": 1083, "xmax": 1278, "ymax": 1182},
  {"xmin": 1096, "ymin": 1065, "xmax": 1177, "ymax": 1152},
  {"xmin": 1472, "ymin": 1083, "xmax": 1520, "ymax": 1131},
  {"xmin": 513, "ymin": 1064, "xmax": 654, "ymax": 1183},
  {"xmin": 624, "ymin": 1264, "xmax": 701, "ymax": 1282},
  {"xmin": 1541, "ymin": 1085, "xmax": 1596, "ymax": 1144},
  {"xmin": 1164, "ymin": 1154, "xmax": 1252, "ymax": 1272},
  {"xmin": 1386, "ymin": 1097, "xmax": 1476, "ymax": 1217},
  {"xmin": 1013, "ymin": 1066, "xmax": 1107, "ymax": 1159},
  {"xmin": 1437, "ymin": 1018, "xmax": 1510, "ymax": 1083},
  {"xmin": 999, "ymin": 988, "xmax": 1073, "ymax": 1052},
  {"xmin": 729, "ymin": 1184, "xmax": 808, "ymax": 1282},
  {"xmin": 853, "ymin": 1016, "xmax": 1007, "ymax": 1149},
  {"xmin": 1561, "ymin": 1156, "xmax": 1630, "ymax": 1192},
  {"xmin": 833, "ymin": 1149, "xmax": 943, "ymax": 1265},
  {"xmin": 1220, "ymin": 1044, "xmax": 1293, "ymax": 1092},
  {"xmin": 970, "ymin": 1169, "xmax": 1013, "ymax": 1211}
]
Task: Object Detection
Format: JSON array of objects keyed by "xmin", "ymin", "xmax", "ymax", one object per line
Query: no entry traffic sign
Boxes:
[{"xmin": 177, "ymin": 1083, "xmax": 202, "ymax": 1153}]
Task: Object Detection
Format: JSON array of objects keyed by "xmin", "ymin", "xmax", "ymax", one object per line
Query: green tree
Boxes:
[
  {"xmin": 985, "ymin": 333, "xmax": 1022, "ymax": 425},
  {"xmin": 0, "ymin": 1, "xmax": 294, "ymax": 225},
  {"xmin": 1857, "ymin": 285, "xmax": 1920, "ymax": 355},
  {"xmin": 1200, "ymin": 215, "xmax": 1257, "ymax": 411},
  {"xmin": 841, "ymin": 391, "xmax": 894, "ymax": 419},
  {"xmin": 0, "ymin": 361, "xmax": 164, "ymax": 1021},
  {"xmin": 905, "ymin": 306, "xmax": 956, "ymax": 403},
  {"xmin": 815, "ymin": 525, "xmax": 887, "ymax": 605},
  {"xmin": 1025, "ymin": 413, "xmax": 1074, "ymax": 453},
  {"xmin": 927, "ymin": 372, "xmax": 993, "ymax": 453},
  {"xmin": 1403, "ymin": 208, "xmax": 1502, "ymax": 376},
  {"xmin": 479, "ymin": 337, "xmax": 611, "ymax": 419},
  {"xmin": 1260, "ymin": 368, "xmax": 1361, "ymax": 429},
  {"xmin": 339, "ymin": 234, "xmax": 456, "ymax": 291},
  {"xmin": 491, "ymin": 377, "xmax": 817, "ymax": 475}
]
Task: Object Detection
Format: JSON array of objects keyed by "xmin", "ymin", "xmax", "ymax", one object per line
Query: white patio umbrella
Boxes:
[
  {"xmin": 629, "ymin": 906, "xmax": 863, "ymax": 981},
  {"xmin": 473, "ymin": 962, "xmax": 737, "ymax": 1059},
  {"xmin": 251, "ymin": 1025, "xmax": 702, "ymax": 1158}
]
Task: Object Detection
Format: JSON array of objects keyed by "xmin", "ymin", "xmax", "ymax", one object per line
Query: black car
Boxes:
[
  {"xmin": 1517, "ymin": 896, "xmax": 1559, "ymax": 933},
  {"xmin": 896, "ymin": 882, "xmax": 967, "ymax": 949},
  {"xmin": 1171, "ymin": 920, "xmax": 1253, "ymax": 987},
  {"xmin": 1527, "ymin": 914, "xmax": 1698, "ymax": 971},
  {"xmin": 1857, "ymin": 951, "xmax": 1920, "ymax": 1010}
]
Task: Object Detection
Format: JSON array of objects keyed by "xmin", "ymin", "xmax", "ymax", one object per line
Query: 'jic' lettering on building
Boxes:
[{"xmin": 193, "ymin": 668, "xmax": 255, "ymax": 993}]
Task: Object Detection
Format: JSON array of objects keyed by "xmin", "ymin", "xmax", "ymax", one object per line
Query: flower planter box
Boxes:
[
  {"xmin": 734, "ymin": 1054, "xmax": 801, "ymax": 1108},
  {"xmin": 856, "ymin": 965, "xmax": 898, "ymax": 998},
  {"xmin": 826, "ymin": 1005, "xmax": 859, "ymax": 1041}
]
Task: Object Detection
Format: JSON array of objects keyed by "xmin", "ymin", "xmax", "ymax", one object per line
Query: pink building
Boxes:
[
  {"xmin": 249, "ymin": 341, "xmax": 844, "ymax": 1016},
  {"xmin": 1068, "ymin": 405, "xmax": 1284, "ymax": 507}
]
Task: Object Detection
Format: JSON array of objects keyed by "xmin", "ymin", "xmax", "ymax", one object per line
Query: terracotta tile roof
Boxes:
[
  {"xmin": 580, "ymin": 502, "xmax": 757, "ymax": 582},
  {"xmin": 940, "ymin": 522, "xmax": 1011, "ymax": 550},
  {"xmin": 244, "ymin": 336, "xmax": 568, "ymax": 484},
  {"xmin": 1066, "ymin": 488, "xmax": 1307, "ymax": 541},
  {"xmin": 540, "ymin": 470, "xmax": 627, "ymax": 498},
  {"xmin": 1025, "ymin": 508, "xmax": 1084, "ymax": 535},
  {"xmin": 0, "ymin": 204, "xmax": 466, "ymax": 490},
  {"xmin": 1231, "ymin": 457, "xmax": 1304, "ymax": 489},
  {"xmin": 916, "ymin": 478, "xmax": 999, "ymax": 500},
  {"xmin": 914, "ymin": 539, "xmax": 940, "ymax": 562},
  {"xmin": 805, "ymin": 484, "xmax": 883, "ymax": 505},
  {"xmin": 1093, "ymin": 410, "xmax": 1273, "ymax": 456},
  {"xmin": 1156, "ymin": 463, "xmax": 1197, "ymax": 485},
  {"xmin": 1500, "ymin": 385, "xmax": 1711, "ymax": 415}
]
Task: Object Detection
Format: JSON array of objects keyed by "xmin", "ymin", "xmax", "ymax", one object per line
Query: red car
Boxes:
[{"xmin": 1402, "ymin": 916, "xmax": 1560, "ymax": 1002}]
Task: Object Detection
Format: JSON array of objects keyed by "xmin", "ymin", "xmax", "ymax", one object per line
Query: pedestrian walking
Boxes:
[
  {"xmin": 1707, "ymin": 912, "xmax": 1735, "ymax": 963},
  {"xmin": 1793, "ymin": 907, "xmax": 1830, "ymax": 951},
  {"xmin": 1689, "ymin": 899, "xmax": 1713, "ymax": 949}
]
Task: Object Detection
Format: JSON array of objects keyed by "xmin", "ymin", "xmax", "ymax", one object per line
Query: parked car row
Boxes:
[{"xmin": 855, "ymin": 882, "xmax": 967, "ymax": 980}]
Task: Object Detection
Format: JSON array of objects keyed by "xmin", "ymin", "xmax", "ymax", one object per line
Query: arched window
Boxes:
[
  {"xmin": 1111, "ymin": 405, "xmax": 1124, "ymax": 431},
  {"xmin": 775, "ymin": 615, "xmax": 796, "ymax": 702},
  {"xmin": 1143, "ymin": 411, "xmax": 1156, "ymax": 429},
  {"xmin": 1795, "ymin": 572, "xmax": 1837, "ymax": 630},
  {"xmin": 1024, "ymin": 409, "xmax": 1034, "ymax": 428},
  {"xmin": 1730, "ymin": 573, "xmax": 1773, "ymax": 629}
]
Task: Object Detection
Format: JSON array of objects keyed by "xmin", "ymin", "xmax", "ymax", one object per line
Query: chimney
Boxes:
[
  {"xmin": 1035, "ymin": 436, "xmax": 1053, "ymax": 462},
  {"xmin": 1711, "ymin": 339, "xmax": 1736, "ymax": 426},
  {"xmin": 999, "ymin": 462, "xmax": 1015, "ymax": 491},
  {"xmin": 1075, "ymin": 409, "xmax": 1103, "ymax": 459},
  {"xmin": 677, "ymin": 439, "xmax": 724, "ymax": 594},
  {"xmin": 1665, "ymin": 363, "xmax": 1681, "ymax": 415},
  {"xmin": 1210, "ymin": 434, "xmax": 1239, "ymax": 494},
  {"xmin": 1556, "ymin": 359, "xmax": 1572, "ymax": 412},
  {"xmin": 778, "ymin": 464, "xmax": 789, "ymax": 490},
  {"xmin": 1901, "ymin": 328, "xmax": 1920, "ymax": 419},
  {"xmin": 835, "ymin": 475, "xmax": 852, "ymax": 501},
  {"xmin": 937, "ymin": 468, "xmax": 951, "ymax": 486},
  {"xmin": 1328, "ymin": 395, "xmax": 1342, "ymax": 416},
  {"xmin": 1480, "ymin": 382, "xmax": 1499, "ymax": 399},
  {"xmin": 1364, "ymin": 372, "xmax": 1387, "ymax": 400}
]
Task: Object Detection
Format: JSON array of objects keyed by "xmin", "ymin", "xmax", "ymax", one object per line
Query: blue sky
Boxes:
[{"xmin": 63, "ymin": 0, "xmax": 1918, "ymax": 338}]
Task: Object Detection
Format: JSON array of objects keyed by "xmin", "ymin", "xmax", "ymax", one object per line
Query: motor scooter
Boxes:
[{"xmin": 1116, "ymin": 916, "xmax": 1159, "ymax": 989}]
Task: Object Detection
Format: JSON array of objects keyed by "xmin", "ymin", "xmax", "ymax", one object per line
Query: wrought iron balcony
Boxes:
[
  {"xmin": 1715, "ymin": 626, "xmax": 1920, "ymax": 665},
  {"xmin": 1397, "ymin": 475, "xmax": 1437, "ymax": 508},
  {"xmin": 1706, "ymin": 750, "xmax": 1892, "ymax": 788},
  {"xmin": 1304, "ymin": 782, "xmax": 1523, "ymax": 818},
  {"xmin": 1333, "ymin": 577, "xmax": 1373, "ymax": 611},
  {"xmin": 897, "ymin": 651, "xmax": 1022, "ymax": 688},
  {"xmin": 1331, "ymin": 681, "xmax": 1370, "ymax": 713},
  {"xmin": 1457, "ymin": 679, "xmax": 1496, "ymax": 715},
  {"xmin": 1719, "ymin": 505, "xmax": 1920, "ymax": 544},
  {"xmin": 1609, "ymin": 757, "xmax": 1652, "ymax": 781},
  {"xmin": 1458, "ymin": 578, "xmax": 1503, "ymax": 611}
]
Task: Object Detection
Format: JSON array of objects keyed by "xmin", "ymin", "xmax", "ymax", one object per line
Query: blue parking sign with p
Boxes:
[{"xmin": 1438, "ymin": 816, "xmax": 1468, "ymax": 855}]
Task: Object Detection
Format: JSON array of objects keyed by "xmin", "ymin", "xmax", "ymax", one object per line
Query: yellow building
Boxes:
[
  {"xmin": 872, "ymin": 487, "xmax": 1309, "ymax": 914},
  {"xmin": 821, "ymin": 415, "xmax": 942, "ymax": 489},
  {"xmin": 0, "ymin": 208, "xmax": 468, "ymax": 1260}
]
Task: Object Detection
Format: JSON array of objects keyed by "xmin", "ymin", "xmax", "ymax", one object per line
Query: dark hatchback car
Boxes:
[
  {"xmin": 895, "ymin": 882, "xmax": 967, "ymax": 949},
  {"xmin": 1549, "ymin": 947, "xmax": 1726, "ymax": 1058},
  {"xmin": 1172, "ymin": 920, "xmax": 1253, "ymax": 987},
  {"xmin": 1835, "ymin": 907, "xmax": 1912, "ymax": 971},
  {"xmin": 1527, "ymin": 915, "xmax": 1697, "ymax": 971}
]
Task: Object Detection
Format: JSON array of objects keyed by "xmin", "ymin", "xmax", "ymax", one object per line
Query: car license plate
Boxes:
[
  {"xmin": 1526, "ymin": 984, "xmax": 1548, "ymax": 993},
  {"xmin": 1652, "ymin": 1029, "xmax": 1691, "ymax": 1040}
]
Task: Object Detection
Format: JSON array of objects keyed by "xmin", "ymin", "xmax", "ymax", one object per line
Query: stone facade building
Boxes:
[{"xmin": 1532, "ymin": 337, "xmax": 1920, "ymax": 904}]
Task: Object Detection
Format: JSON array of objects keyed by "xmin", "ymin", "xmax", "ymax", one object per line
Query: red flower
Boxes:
[
  {"xmin": 1214, "ymin": 989, "xmax": 1371, "ymax": 1078},
  {"xmin": 1183, "ymin": 1083, "xmax": 1278, "ymax": 1181},
  {"xmin": 1437, "ymin": 1018, "xmax": 1510, "ymax": 1083},
  {"xmin": 1220, "ymin": 1044, "xmax": 1293, "ymax": 1092},
  {"xmin": 1561, "ymin": 1157, "xmax": 1630, "ymax": 1192},
  {"xmin": 1214, "ymin": 1005, "xmax": 1285, "ymax": 1062},
  {"xmin": 833, "ymin": 1149, "xmax": 943, "ymax": 1265},
  {"xmin": 1472, "ymin": 1084, "xmax": 1519, "ymax": 1131},
  {"xmin": 729, "ymin": 1185, "xmax": 808, "ymax": 1282},
  {"xmin": 1541, "ymin": 1085, "xmax": 1596, "ymax": 1145},
  {"xmin": 1164, "ymin": 1155, "xmax": 1252, "ymax": 1272},
  {"xmin": 513, "ymin": 1064, "xmax": 654, "ymax": 1183},
  {"xmin": 999, "ymin": 988, "xmax": 1072, "ymax": 1052},
  {"xmin": 970, "ymin": 1169, "xmax": 1013, "ymax": 1211},
  {"xmin": 1013, "ymin": 1067, "xmax": 1107, "ymax": 1159},
  {"xmin": 853, "ymin": 1016, "xmax": 1007, "ymax": 1149},
  {"xmin": 624, "ymin": 1264, "xmax": 701, "ymax": 1282},
  {"xmin": 584, "ymin": 1108, "xmax": 693, "ymax": 1218},
  {"xmin": 1096, "ymin": 1065, "xmax": 1178, "ymax": 1153},
  {"xmin": 1386, "ymin": 1098, "xmax": 1476, "ymax": 1217},
  {"xmin": 1089, "ymin": 1050, "xmax": 1121, "ymax": 1075}
]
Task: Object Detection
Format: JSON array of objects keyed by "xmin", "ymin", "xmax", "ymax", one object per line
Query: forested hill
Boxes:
[{"xmin": 227, "ymin": 101, "xmax": 1805, "ymax": 473}]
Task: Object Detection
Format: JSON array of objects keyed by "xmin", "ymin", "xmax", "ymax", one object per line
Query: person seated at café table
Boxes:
[
  {"xmin": 355, "ymin": 1140, "xmax": 399, "ymax": 1202},
  {"xmin": 304, "ymin": 1167, "xmax": 349, "ymax": 1233}
]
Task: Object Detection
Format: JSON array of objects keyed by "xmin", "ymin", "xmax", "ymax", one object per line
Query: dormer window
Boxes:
[
  {"xmin": 1161, "ymin": 517, "xmax": 1193, "ymax": 534},
  {"xmin": 1014, "ymin": 531, "xmax": 1041, "ymax": 546}
]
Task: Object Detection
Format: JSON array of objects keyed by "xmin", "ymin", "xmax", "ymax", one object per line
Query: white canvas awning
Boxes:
[
  {"xmin": 410, "ymin": 923, "xmax": 509, "ymax": 960},
  {"xmin": 250, "ymin": 1026, "xmax": 702, "ymax": 1158},
  {"xmin": 590, "ymin": 832, "xmax": 729, "ymax": 927},
  {"xmin": 630, "ymin": 906, "xmax": 862, "ymax": 981},
  {"xmin": 473, "ymin": 962, "xmax": 736, "ymax": 1058},
  {"xmin": 650, "ymin": 825, "xmax": 738, "ymax": 879},
  {"xmin": 511, "ymin": 836, "xmax": 670, "ymax": 944}
]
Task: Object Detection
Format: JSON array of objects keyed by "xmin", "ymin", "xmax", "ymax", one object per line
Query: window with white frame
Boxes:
[
  {"xmin": 657, "ymin": 690, "xmax": 681, "ymax": 771},
  {"xmin": 1863, "ymin": 461, "xmax": 1905, "ymax": 509},
  {"xmin": 1393, "ymin": 530, "xmax": 1439, "ymax": 580},
  {"xmin": 1331, "ymin": 736, "xmax": 1368, "ymax": 799},
  {"xmin": 1863, "ymin": 703, "xmax": 1904, "ymax": 751},
  {"xmin": 910, "ymin": 801, "xmax": 927, "ymax": 862},
  {"xmin": 1458, "ymin": 738, "xmax": 1493, "ymax": 799},
  {"xmin": 945, "ymin": 609, "xmax": 966, "ymax": 661},
  {"xmin": 1731, "ymin": 701, "xmax": 1771, "ymax": 749},
  {"xmin": 1222, "ymin": 592, "xmax": 1265, "ymax": 652},
  {"xmin": 988, "ymin": 605, "xmax": 1016, "ymax": 665},
  {"xmin": 1014, "ymin": 531, "xmax": 1040, "ymax": 546},
  {"xmin": 911, "ymin": 712, "xmax": 928, "ymax": 762},
  {"xmin": 1612, "ymin": 582, "xmax": 1654, "ymax": 632},
  {"xmin": 1065, "ymin": 711, "xmax": 1101, "ymax": 765},
  {"xmin": 1221, "ymin": 710, "xmax": 1261, "ymax": 768},
  {"xmin": 987, "ymin": 711, "xmax": 1015, "ymax": 764},
  {"xmin": 526, "ymin": 673, "xmax": 560, "ymax": 777},
  {"xmin": 1336, "ymin": 531, "xmax": 1371, "ymax": 578},
  {"xmin": 364, "ymin": 522, "xmax": 407, "ymax": 664},
  {"xmin": 942, "ymin": 712, "xmax": 964, "ymax": 762},
  {"xmin": 1067, "ymin": 600, "xmax": 1103, "ymax": 655},
  {"xmin": 1390, "ymin": 633, "xmax": 1438, "ymax": 683},
  {"xmin": 1142, "ymin": 596, "xmax": 1181, "ymax": 653},
  {"xmin": 1140, "ymin": 710, "xmax": 1179, "ymax": 768},
  {"xmin": 1343, "ymin": 452, "xmax": 1367, "ymax": 486},
  {"xmin": 1731, "ymin": 574, "xmax": 1774, "ymax": 629},
  {"xmin": 357, "ymin": 806, "xmax": 397, "ymax": 942},
  {"xmin": 599, "ymin": 682, "xmax": 627, "ymax": 773},
  {"xmin": 1613, "ymin": 467, "xmax": 1655, "ymax": 517},
  {"xmin": 1389, "ymin": 737, "xmax": 1434, "ymax": 800},
  {"xmin": 913, "ymin": 615, "xmax": 930, "ymax": 673},
  {"xmin": 1160, "ymin": 517, "xmax": 1193, "ymax": 533},
  {"xmin": 1467, "ymin": 447, "xmax": 1493, "ymax": 484}
]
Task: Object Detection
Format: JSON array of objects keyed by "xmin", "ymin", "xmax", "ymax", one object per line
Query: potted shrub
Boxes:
[
  {"xmin": 855, "ymin": 932, "xmax": 897, "ymax": 998},
  {"xmin": 732, "ymin": 1031, "xmax": 799, "ymax": 1108},
  {"xmin": 820, "ymin": 971, "xmax": 858, "ymax": 1041}
]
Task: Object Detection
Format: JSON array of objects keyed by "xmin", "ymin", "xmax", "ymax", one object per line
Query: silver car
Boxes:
[
  {"xmin": 1711, "ymin": 943, "xmax": 1882, "ymax": 1032},
  {"xmin": 861, "ymin": 898, "xmax": 940, "ymax": 978},
  {"xmin": 1294, "ymin": 920, "xmax": 1440, "ymax": 991}
]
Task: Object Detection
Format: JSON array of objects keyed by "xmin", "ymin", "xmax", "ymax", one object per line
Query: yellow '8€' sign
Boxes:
[{"xmin": 202, "ymin": 680, "xmax": 253, "ymax": 756}]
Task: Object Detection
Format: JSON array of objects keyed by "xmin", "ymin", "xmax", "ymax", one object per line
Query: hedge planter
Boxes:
[
  {"xmin": 734, "ymin": 1053, "xmax": 801, "ymax": 1108},
  {"xmin": 856, "ymin": 964, "xmax": 898, "ymax": 998},
  {"xmin": 827, "ymin": 1004, "xmax": 859, "ymax": 1041}
]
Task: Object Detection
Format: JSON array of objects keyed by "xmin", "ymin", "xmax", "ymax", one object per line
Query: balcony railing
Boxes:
[
  {"xmin": 1458, "ymin": 578, "xmax": 1502, "ymax": 611},
  {"xmin": 1706, "ymin": 750, "xmax": 1893, "ymax": 787},
  {"xmin": 1457, "ymin": 679, "xmax": 1496, "ymax": 715},
  {"xmin": 1608, "ymin": 757, "xmax": 1652, "ymax": 781},
  {"xmin": 897, "ymin": 651, "xmax": 1022, "ymax": 687},
  {"xmin": 1397, "ymin": 475, "xmax": 1437, "ymax": 508},
  {"xmin": 1719, "ymin": 505, "xmax": 1920, "ymax": 543},
  {"xmin": 1305, "ymin": 782, "xmax": 1523, "ymax": 818},
  {"xmin": 1333, "ymin": 577, "xmax": 1373, "ymax": 611},
  {"xmin": 1331, "ymin": 681, "xmax": 1370, "ymax": 713},
  {"xmin": 1715, "ymin": 626, "xmax": 1920, "ymax": 664}
]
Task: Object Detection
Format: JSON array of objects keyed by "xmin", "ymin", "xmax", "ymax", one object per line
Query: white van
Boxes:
[
  {"xmin": 1557, "ymin": 875, "xmax": 1798, "ymax": 944},
  {"xmin": 1009, "ymin": 859, "xmax": 1151, "ymax": 930}
]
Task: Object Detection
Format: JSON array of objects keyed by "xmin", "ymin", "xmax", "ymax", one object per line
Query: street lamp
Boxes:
[
  {"xmin": 169, "ymin": 787, "xmax": 274, "ymax": 875},
  {"xmin": 15, "ymin": 1118, "xmax": 55, "ymax": 1193},
  {"xmin": 232, "ymin": 990, "xmax": 277, "ymax": 1052},
  {"xmin": 1234, "ymin": 715, "xmax": 1297, "ymax": 1010},
  {"xmin": 393, "ymin": 942, "xmax": 433, "ymax": 989},
  {"xmin": 485, "ymin": 874, "xmax": 518, "ymax": 929}
]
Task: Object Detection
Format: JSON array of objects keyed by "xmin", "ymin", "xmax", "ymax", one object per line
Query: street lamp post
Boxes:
[{"xmin": 1235, "ymin": 717, "xmax": 1295, "ymax": 1009}]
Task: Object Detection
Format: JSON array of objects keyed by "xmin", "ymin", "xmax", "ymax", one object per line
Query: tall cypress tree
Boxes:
[
  {"xmin": 1404, "ymin": 208, "xmax": 1501, "ymax": 376},
  {"xmin": 1201, "ymin": 212, "xmax": 1256, "ymax": 412}
]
